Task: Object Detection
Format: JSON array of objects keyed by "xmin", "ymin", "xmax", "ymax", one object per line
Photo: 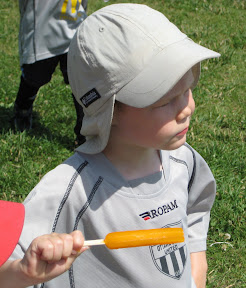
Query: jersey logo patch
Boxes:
[
  {"xmin": 149, "ymin": 220, "xmax": 187, "ymax": 280},
  {"xmin": 139, "ymin": 211, "xmax": 151, "ymax": 221},
  {"xmin": 80, "ymin": 88, "xmax": 101, "ymax": 107},
  {"xmin": 139, "ymin": 200, "xmax": 178, "ymax": 221}
]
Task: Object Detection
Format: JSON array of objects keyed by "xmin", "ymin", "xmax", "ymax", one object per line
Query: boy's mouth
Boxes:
[{"xmin": 176, "ymin": 127, "xmax": 189, "ymax": 136}]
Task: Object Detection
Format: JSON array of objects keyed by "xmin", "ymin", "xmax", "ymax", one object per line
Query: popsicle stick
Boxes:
[{"xmin": 84, "ymin": 239, "xmax": 105, "ymax": 246}]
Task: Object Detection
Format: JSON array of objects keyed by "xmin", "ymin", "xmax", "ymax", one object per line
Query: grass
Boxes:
[{"xmin": 0, "ymin": 0, "xmax": 245, "ymax": 287}]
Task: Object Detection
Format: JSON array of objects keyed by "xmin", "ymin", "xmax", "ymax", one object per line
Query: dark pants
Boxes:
[{"xmin": 15, "ymin": 53, "xmax": 84, "ymax": 138}]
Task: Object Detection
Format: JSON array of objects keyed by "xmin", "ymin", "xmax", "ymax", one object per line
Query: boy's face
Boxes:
[{"xmin": 112, "ymin": 69, "xmax": 195, "ymax": 151}]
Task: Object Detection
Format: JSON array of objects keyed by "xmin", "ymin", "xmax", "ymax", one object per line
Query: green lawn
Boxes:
[{"xmin": 0, "ymin": 0, "xmax": 245, "ymax": 287}]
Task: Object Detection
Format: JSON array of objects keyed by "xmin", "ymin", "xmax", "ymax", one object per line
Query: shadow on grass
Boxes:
[{"xmin": 0, "ymin": 106, "xmax": 75, "ymax": 151}]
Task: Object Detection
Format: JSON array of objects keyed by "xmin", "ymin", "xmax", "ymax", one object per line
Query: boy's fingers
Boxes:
[
  {"xmin": 42, "ymin": 234, "xmax": 77, "ymax": 262},
  {"xmin": 59, "ymin": 234, "xmax": 74, "ymax": 258},
  {"xmin": 27, "ymin": 232, "xmax": 87, "ymax": 264},
  {"xmin": 71, "ymin": 230, "xmax": 84, "ymax": 248},
  {"xmin": 30, "ymin": 234, "xmax": 65, "ymax": 262},
  {"xmin": 70, "ymin": 230, "xmax": 87, "ymax": 254},
  {"xmin": 19, "ymin": 232, "xmax": 88, "ymax": 284},
  {"xmin": 38, "ymin": 238, "xmax": 59, "ymax": 262},
  {"xmin": 28, "ymin": 235, "xmax": 54, "ymax": 262}
]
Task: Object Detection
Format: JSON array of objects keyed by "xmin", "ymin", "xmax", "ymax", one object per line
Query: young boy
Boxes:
[{"xmin": 0, "ymin": 4, "xmax": 220, "ymax": 288}]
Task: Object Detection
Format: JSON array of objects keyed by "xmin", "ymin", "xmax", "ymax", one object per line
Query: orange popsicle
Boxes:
[{"xmin": 84, "ymin": 228, "xmax": 184, "ymax": 249}]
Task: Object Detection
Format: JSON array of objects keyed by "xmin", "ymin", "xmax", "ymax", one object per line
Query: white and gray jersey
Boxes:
[
  {"xmin": 19, "ymin": 0, "xmax": 87, "ymax": 65},
  {"xmin": 10, "ymin": 143, "xmax": 216, "ymax": 288}
]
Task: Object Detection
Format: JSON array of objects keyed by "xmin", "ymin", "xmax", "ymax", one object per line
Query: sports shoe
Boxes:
[{"xmin": 14, "ymin": 103, "xmax": 33, "ymax": 132}]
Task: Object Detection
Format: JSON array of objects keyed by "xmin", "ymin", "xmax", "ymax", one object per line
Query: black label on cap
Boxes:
[{"xmin": 80, "ymin": 88, "xmax": 101, "ymax": 107}]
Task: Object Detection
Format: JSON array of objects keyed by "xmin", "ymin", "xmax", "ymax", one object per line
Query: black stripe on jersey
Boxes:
[
  {"xmin": 52, "ymin": 161, "xmax": 88, "ymax": 232},
  {"xmin": 160, "ymin": 256, "xmax": 169, "ymax": 275},
  {"xmin": 170, "ymin": 143, "xmax": 197, "ymax": 194},
  {"xmin": 73, "ymin": 176, "xmax": 103, "ymax": 230},
  {"xmin": 170, "ymin": 251, "xmax": 179, "ymax": 276},
  {"xmin": 69, "ymin": 176, "xmax": 104, "ymax": 288},
  {"xmin": 169, "ymin": 155, "xmax": 189, "ymax": 196},
  {"xmin": 184, "ymin": 143, "xmax": 196, "ymax": 193},
  {"xmin": 169, "ymin": 156, "xmax": 188, "ymax": 171},
  {"xmin": 179, "ymin": 245, "xmax": 186, "ymax": 267},
  {"xmin": 69, "ymin": 266, "xmax": 75, "ymax": 288}
]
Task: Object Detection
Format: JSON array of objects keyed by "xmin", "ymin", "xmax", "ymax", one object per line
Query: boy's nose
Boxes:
[{"xmin": 176, "ymin": 89, "xmax": 195, "ymax": 122}]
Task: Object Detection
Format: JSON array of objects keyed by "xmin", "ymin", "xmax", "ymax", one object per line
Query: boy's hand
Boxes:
[{"xmin": 19, "ymin": 231, "xmax": 88, "ymax": 286}]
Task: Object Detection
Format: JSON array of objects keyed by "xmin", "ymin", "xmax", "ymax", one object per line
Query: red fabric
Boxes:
[{"xmin": 0, "ymin": 201, "xmax": 25, "ymax": 266}]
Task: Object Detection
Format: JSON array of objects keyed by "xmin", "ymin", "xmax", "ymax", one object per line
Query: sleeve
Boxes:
[{"xmin": 186, "ymin": 147, "xmax": 216, "ymax": 253}]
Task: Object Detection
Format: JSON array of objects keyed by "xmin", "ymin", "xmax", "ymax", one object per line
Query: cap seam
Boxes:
[
  {"xmin": 78, "ymin": 25, "xmax": 120, "ymax": 94},
  {"xmin": 78, "ymin": 25, "xmax": 96, "ymax": 67},
  {"xmin": 103, "ymin": 10, "xmax": 164, "ymax": 49}
]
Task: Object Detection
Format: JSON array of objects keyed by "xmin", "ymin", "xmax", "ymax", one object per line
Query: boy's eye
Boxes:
[
  {"xmin": 161, "ymin": 103, "xmax": 168, "ymax": 107},
  {"xmin": 160, "ymin": 99, "xmax": 171, "ymax": 107},
  {"xmin": 152, "ymin": 98, "xmax": 170, "ymax": 109}
]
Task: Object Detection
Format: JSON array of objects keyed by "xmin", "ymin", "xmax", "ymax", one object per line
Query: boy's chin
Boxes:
[{"xmin": 161, "ymin": 136, "xmax": 187, "ymax": 151}]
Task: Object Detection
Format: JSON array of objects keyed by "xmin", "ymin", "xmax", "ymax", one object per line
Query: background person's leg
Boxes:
[
  {"xmin": 59, "ymin": 54, "xmax": 85, "ymax": 145},
  {"xmin": 14, "ymin": 75, "xmax": 39, "ymax": 131},
  {"xmin": 14, "ymin": 57, "xmax": 59, "ymax": 131}
]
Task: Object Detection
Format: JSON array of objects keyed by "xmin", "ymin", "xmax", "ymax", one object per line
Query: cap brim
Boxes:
[
  {"xmin": 0, "ymin": 201, "xmax": 25, "ymax": 266},
  {"xmin": 116, "ymin": 38, "xmax": 220, "ymax": 107}
]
